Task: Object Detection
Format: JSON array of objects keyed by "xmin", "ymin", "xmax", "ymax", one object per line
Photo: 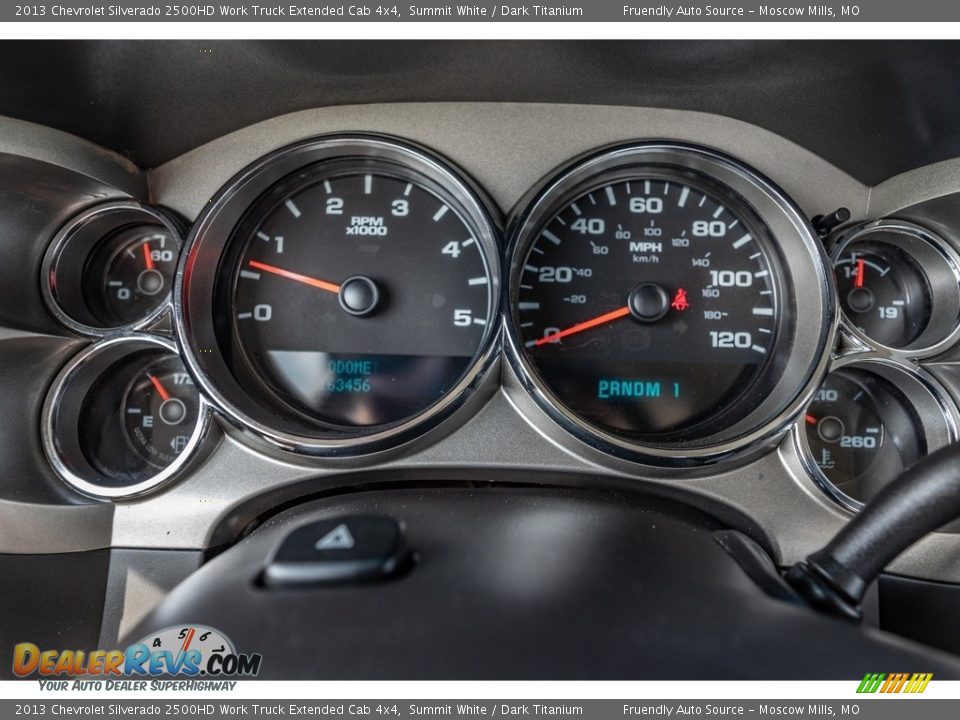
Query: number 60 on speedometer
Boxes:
[{"xmin": 506, "ymin": 143, "xmax": 834, "ymax": 463}]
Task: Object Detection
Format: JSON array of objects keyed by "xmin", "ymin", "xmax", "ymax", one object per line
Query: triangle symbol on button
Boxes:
[{"xmin": 315, "ymin": 524, "xmax": 355, "ymax": 550}]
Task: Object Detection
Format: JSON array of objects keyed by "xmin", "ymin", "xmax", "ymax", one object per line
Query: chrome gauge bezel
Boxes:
[
  {"xmin": 174, "ymin": 134, "xmax": 503, "ymax": 457},
  {"xmin": 41, "ymin": 200, "xmax": 183, "ymax": 336},
  {"xmin": 794, "ymin": 353, "xmax": 960, "ymax": 513},
  {"xmin": 41, "ymin": 334, "xmax": 212, "ymax": 500},
  {"xmin": 504, "ymin": 142, "xmax": 836, "ymax": 466},
  {"xmin": 829, "ymin": 219, "xmax": 960, "ymax": 359}
]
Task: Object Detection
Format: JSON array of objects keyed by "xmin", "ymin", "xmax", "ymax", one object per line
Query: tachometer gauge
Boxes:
[
  {"xmin": 228, "ymin": 167, "xmax": 492, "ymax": 428},
  {"xmin": 830, "ymin": 220, "xmax": 960, "ymax": 357},
  {"xmin": 177, "ymin": 136, "xmax": 501, "ymax": 454},
  {"xmin": 506, "ymin": 143, "xmax": 834, "ymax": 463},
  {"xmin": 799, "ymin": 358, "xmax": 958, "ymax": 510}
]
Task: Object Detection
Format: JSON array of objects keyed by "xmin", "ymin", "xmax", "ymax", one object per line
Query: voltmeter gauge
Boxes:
[{"xmin": 831, "ymin": 221, "xmax": 960, "ymax": 357}]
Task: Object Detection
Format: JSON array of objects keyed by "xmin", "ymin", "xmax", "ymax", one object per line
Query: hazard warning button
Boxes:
[{"xmin": 263, "ymin": 515, "xmax": 408, "ymax": 587}]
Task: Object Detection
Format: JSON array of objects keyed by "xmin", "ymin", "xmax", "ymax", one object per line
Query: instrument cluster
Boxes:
[{"xmin": 37, "ymin": 134, "xmax": 960, "ymax": 510}]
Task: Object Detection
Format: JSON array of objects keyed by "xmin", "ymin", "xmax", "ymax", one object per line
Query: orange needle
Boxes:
[
  {"xmin": 142, "ymin": 242, "xmax": 154, "ymax": 270},
  {"xmin": 148, "ymin": 374, "xmax": 171, "ymax": 402},
  {"xmin": 854, "ymin": 259, "xmax": 865, "ymax": 288},
  {"xmin": 180, "ymin": 627, "xmax": 196, "ymax": 653},
  {"xmin": 534, "ymin": 306, "xmax": 631, "ymax": 347},
  {"xmin": 805, "ymin": 414, "xmax": 818, "ymax": 425},
  {"xmin": 248, "ymin": 260, "xmax": 341, "ymax": 294}
]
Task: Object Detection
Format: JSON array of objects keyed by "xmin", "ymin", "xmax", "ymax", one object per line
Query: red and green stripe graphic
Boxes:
[{"xmin": 857, "ymin": 672, "xmax": 933, "ymax": 693}]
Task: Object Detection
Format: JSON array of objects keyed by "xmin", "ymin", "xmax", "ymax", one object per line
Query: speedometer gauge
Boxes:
[
  {"xmin": 516, "ymin": 176, "xmax": 779, "ymax": 438},
  {"xmin": 506, "ymin": 143, "xmax": 834, "ymax": 462},
  {"xmin": 177, "ymin": 136, "xmax": 501, "ymax": 454}
]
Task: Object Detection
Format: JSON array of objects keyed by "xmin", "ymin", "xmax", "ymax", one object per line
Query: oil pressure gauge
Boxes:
[
  {"xmin": 90, "ymin": 226, "xmax": 179, "ymax": 327},
  {"xmin": 42, "ymin": 201, "xmax": 182, "ymax": 335}
]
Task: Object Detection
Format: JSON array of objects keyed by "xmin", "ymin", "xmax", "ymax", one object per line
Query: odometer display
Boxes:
[
  {"xmin": 512, "ymin": 163, "xmax": 794, "ymax": 445},
  {"xmin": 222, "ymin": 162, "xmax": 495, "ymax": 429}
]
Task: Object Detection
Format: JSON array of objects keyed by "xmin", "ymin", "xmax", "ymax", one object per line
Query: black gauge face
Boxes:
[
  {"xmin": 76, "ymin": 350, "xmax": 201, "ymax": 487},
  {"xmin": 222, "ymin": 162, "xmax": 494, "ymax": 429},
  {"xmin": 84, "ymin": 226, "xmax": 180, "ymax": 326},
  {"xmin": 122, "ymin": 356, "xmax": 202, "ymax": 469},
  {"xmin": 833, "ymin": 239, "xmax": 932, "ymax": 348},
  {"xmin": 514, "ymin": 171, "xmax": 788, "ymax": 442},
  {"xmin": 803, "ymin": 367, "xmax": 924, "ymax": 504}
]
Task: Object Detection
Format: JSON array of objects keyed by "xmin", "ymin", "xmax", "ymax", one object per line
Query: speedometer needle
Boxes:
[
  {"xmin": 247, "ymin": 260, "xmax": 341, "ymax": 294},
  {"xmin": 534, "ymin": 306, "xmax": 631, "ymax": 346}
]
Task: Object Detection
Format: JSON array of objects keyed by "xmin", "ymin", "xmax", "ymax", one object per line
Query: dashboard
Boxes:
[{"xmin": 4, "ymin": 41, "xmax": 960, "ymax": 662}]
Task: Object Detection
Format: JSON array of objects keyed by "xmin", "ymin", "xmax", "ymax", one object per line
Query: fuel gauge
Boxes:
[
  {"xmin": 43, "ymin": 336, "xmax": 209, "ymax": 500},
  {"xmin": 123, "ymin": 356, "xmax": 201, "ymax": 469}
]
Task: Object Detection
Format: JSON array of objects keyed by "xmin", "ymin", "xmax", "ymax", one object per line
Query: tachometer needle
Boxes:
[
  {"xmin": 142, "ymin": 242, "xmax": 154, "ymax": 270},
  {"xmin": 534, "ymin": 306, "xmax": 631, "ymax": 347},
  {"xmin": 854, "ymin": 259, "xmax": 865, "ymax": 288},
  {"xmin": 805, "ymin": 414, "xmax": 818, "ymax": 425},
  {"xmin": 247, "ymin": 260, "xmax": 341, "ymax": 294},
  {"xmin": 148, "ymin": 374, "xmax": 171, "ymax": 402}
]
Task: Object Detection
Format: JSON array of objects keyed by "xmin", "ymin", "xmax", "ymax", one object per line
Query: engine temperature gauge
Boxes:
[
  {"xmin": 123, "ymin": 356, "xmax": 201, "ymax": 469},
  {"xmin": 800, "ymin": 360, "xmax": 958, "ymax": 510}
]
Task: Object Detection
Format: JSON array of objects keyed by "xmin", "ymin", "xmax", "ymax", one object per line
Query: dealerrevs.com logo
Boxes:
[{"xmin": 13, "ymin": 625, "xmax": 262, "ymax": 687}]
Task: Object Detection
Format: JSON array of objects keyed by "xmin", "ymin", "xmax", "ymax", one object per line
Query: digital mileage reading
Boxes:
[{"xmin": 514, "ymin": 172, "xmax": 783, "ymax": 442}]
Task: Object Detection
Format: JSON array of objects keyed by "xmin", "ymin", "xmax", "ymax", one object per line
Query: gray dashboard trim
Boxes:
[
  {"xmin": 4, "ymin": 102, "xmax": 960, "ymax": 589},
  {"xmin": 149, "ymin": 103, "xmax": 869, "ymax": 222},
  {"xmin": 0, "ymin": 499, "xmax": 113, "ymax": 554},
  {"xmin": 869, "ymin": 157, "xmax": 960, "ymax": 219},
  {"xmin": 0, "ymin": 116, "xmax": 145, "ymax": 198}
]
